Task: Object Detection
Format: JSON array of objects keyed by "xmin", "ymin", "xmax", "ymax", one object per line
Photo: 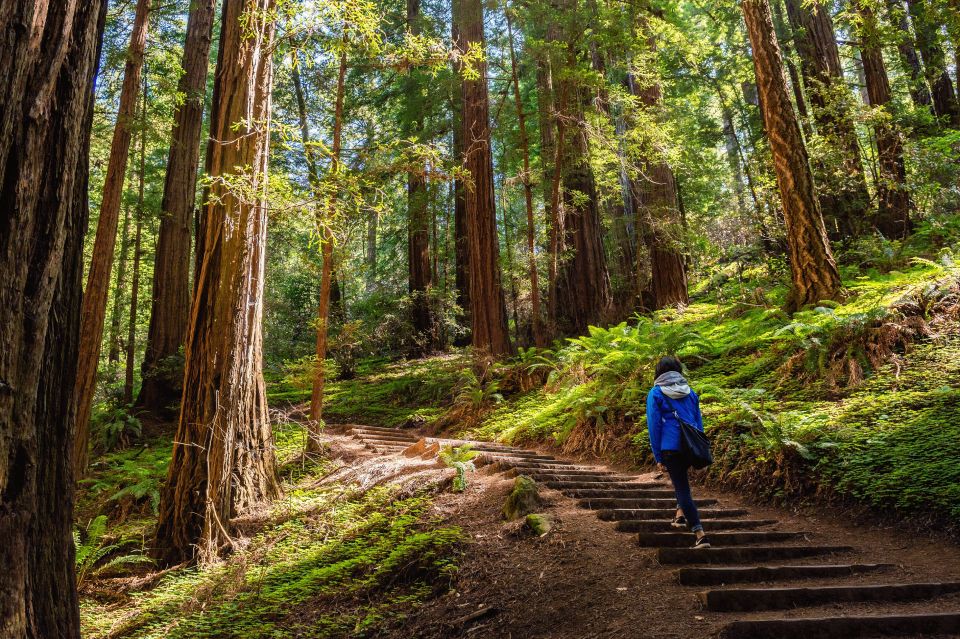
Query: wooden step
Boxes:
[
  {"xmin": 564, "ymin": 488, "xmax": 685, "ymax": 499},
  {"xmin": 578, "ymin": 497, "xmax": 719, "ymax": 510},
  {"xmin": 702, "ymin": 581, "xmax": 960, "ymax": 612},
  {"xmin": 545, "ymin": 481, "xmax": 670, "ymax": 492},
  {"xmin": 359, "ymin": 435, "xmax": 418, "ymax": 445},
  {"xmin": 616, "ymin": 519, "xmax": 777, "ymax": 533},
  {"xmin": 719, "ymin": 612, "xmax": 960, "ymax": 639},
  {"xmin": 597, "ymin": 508, "xmax": 749, "ymax": 521},
  {"xmin": 676, "ymin": 563, "xmax": 893, "ymax": 586},
  {"xmin": 637, "ymin": 530, "xmax": 807, "ymax": 547},
  {"xmin": 657, "ymin": 545, "xmax": 853, "ymax": 565},
  {"xmin": 351, "ymin": 425, "xmax": 408, "ymax": 435},
  {"xmin": 491, "ymin": 458, "xmax": 596, "ymax": 468}
]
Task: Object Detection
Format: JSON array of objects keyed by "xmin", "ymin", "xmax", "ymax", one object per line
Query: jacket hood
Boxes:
[{"xmin": 654, "ymin": 370, "xmax": 691, "ymax": 399}]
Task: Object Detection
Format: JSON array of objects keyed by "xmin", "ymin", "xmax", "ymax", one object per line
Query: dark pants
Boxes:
[{"xmin": 662, "ymin": 450, "xmax": 703, "ymax": 532}]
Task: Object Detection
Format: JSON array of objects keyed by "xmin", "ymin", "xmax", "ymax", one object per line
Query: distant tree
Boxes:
[
  {"xmin": 405, "ymin": 0, "xmax": 437, "ymax": 353},
  {"xmin": 155, "ymin": 0, "xmax": 280, "ymax": 566},
  {"xmin": 73, "ymin": 0, "xmax": 153, "ymax": 475},
  {"xmin": 628, "ymin": 27, "xmax": 689, "ymax": 311},
  {"xmin": 139, "ymin": 0, "xmax": 218, "ymax": 416},
  {"xmin": 741, "ymin": 0, "xmax": 842, "ymax": 311},
  {"xmin": 0, "ymin": 0, "xmax": 106, "ymax": 634},
  {"xmin": 784, "ymin": 0, "xmax": 870, "ymax": 238},
  {"xmin": 458, "ymin": 0, "xmax": 513, "ymax": 355},
  {"xmin": 884, "ymin": 0, "xmax": 933, "ymax": 109},
  {"xmin": 905, "ymin": 0, "xmax": 960, "ymax": 125},
  {"xmin": 854, "ymin": 0, "xmax": 913, "ymax": 238}
]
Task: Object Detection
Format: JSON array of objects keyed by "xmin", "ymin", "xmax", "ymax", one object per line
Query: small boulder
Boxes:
[
  {"xmin": 524, "ymin": 513, "xmax": 553, "ymax": 537},
  {"xmin": 502, "ymin": 475, "xmax": 541, "ymax": 521}
]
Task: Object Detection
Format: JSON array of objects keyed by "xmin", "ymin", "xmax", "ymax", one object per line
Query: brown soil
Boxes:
[{"xmin": 363, "ymin": 437, "xmax": 960, "ymax": 639}]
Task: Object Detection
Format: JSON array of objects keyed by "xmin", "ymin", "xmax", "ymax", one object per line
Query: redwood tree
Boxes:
[
  {"xmin": 155, "ymin": 0, "xmax": 279, "ymax": 566},
  {"xmin": 856, "ymin": 0, "xmax": 913, "ymax": 238},
  {"xmin": 0, "ymin": 0, "xmax": 106, "ymax": 635},
  {"xmin": 458, "ymin": 0, "xmax": 513, "ymax": 355},
  {"xmin": 784, "ymin": 0, "xmax": 870, "ymax": 238},
  {"xmin": 551, "ymin": 2, "xmax": 612, "ymax": 334},
  {"xmin": 452, "ymin": 0, "xmax": 471, "ymax": 342},
  {"xmin": 628, "ymin": 31, "xmax": 689, "ymax": 311},
  {"xmin": 139, "ymin": 0, "xmax": 218, "ymax": 416},
  {"xmin": 406, "ymin": 0, "xmax": 437, "ymax": 353},
  {"xmin": 906, "ymin": 0, "xmax": 960, "ymax": 125},
  {"xmin": 73, "ymin": 0, "xmax": 153, "ymax": 474},
  {"xmin": 742, "ymin": 0, "xmax": 842, "ymax": 311}
]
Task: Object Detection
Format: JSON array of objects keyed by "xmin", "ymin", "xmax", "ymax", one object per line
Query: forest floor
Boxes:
[{"xmin": 353, "ymin": 426, "xmax": 960, "ymax": 639}]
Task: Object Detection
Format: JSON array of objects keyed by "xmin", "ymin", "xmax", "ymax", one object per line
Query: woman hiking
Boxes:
[{"xmin": 646, "ymin": 355, "xmax": 711, "ymax": 549}]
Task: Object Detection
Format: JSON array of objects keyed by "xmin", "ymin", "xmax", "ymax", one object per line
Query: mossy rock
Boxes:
[
  {"xmin": 502, "ymin": 475, "xmax": 541, "ymax": 521},
  {"xmin": 524, "ymin": 513, "xmax": 552, "ymax": 537}
]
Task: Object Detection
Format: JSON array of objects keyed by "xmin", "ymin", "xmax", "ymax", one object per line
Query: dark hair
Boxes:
[{"xmin": 655, "ymin": 355, "xmax": 683, "ymax": 379}]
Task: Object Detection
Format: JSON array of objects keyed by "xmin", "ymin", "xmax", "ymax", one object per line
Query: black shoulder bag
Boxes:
[{"xmin": 662, "ymin": 395, "xmax": 713, "ymax": 469}]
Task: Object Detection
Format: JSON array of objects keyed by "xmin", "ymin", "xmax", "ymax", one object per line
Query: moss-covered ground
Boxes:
[{"xmin": 77, "ymin": 420, "xmax": 463, "ymax": 639}]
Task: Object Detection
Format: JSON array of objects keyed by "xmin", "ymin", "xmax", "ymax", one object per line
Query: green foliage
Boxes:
[
  {"xmin": 90, "ymin": 401, "xmax": 142, "ymax": 454},
  {"xmin": 82, "ymin": 484, "xmax": 462, "ymax": 639},
  {"xmin": 438, "ymin": 444, "xmax": 479, "ymax": 492},
  {"xmin": 74, "ymin": 515, "xmax": 152, "ymax": 588}
]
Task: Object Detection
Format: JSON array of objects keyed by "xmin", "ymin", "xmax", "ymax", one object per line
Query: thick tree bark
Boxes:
[
  {"xmin": 856, "ymin": 1, "xmax": 913, "ymax": 238},
  {"xmin": 154, "ymin": 0, "xmax": 279, "ymax": 566},
  {"xmin": 885, "ymin": 0, "xmax": 933, "ymax": 108},
  {"xmin": 459, "ymin": 0, "xmax": 513, "ymax": 355},
  {"xmin": 550, "ymin": 2, "xmax": 612, "ymax": 334},
  {"xmin": 139, "ymin": 0, "xmax": 217, "ymax": 416},
  {"xmin": 452, "ymin": 0, "xmax": 471, "ymax": 342},
  {"xmin": 406, "ymin": 0, "xmax": 436, "ymax": 353},
  {"xmin": 308, "ymin": 48, "xmax": 347, "ymax": 439},
  {"xmin": 784, "ymin": 0, "xmax": 870, "ymax": 239},
  {"xmin": 0, "ymin": 0, "xmax": 106, "ymax": 635},
  {"xmin": 742, "ymin": 0, "xmax": 842, "ymax": 312},
  {"xmin": 627, "ymin": 33, "xmax": 688, "ymax": 311},
  {"xmin": 73, "ymin": 0, "xmax": 153, "ymax": 475},
  {"xmin": 771, "ymin": 0, "xmax": 813, "ymax": 139},
  {"xmin": 906, "ymin": 0, "xmax": 960, "ymax": 125},
  {"xmin": 506, "ymin": 6, "xmax": 545, "ymax": 347},
  {"xmin": 366, "ymin": 209, "xmax": 378, "ymax": 291}
]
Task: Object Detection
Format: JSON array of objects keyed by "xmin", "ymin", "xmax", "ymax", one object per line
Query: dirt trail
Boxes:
[{"xmin": 336, "ymin": 425, "xmax": 960, "ymax": 639}]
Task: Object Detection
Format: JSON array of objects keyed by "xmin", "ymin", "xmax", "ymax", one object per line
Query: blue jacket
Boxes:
[{"xmin": 646, "ymin": 386, "xmax": 704, "ymax": 464}]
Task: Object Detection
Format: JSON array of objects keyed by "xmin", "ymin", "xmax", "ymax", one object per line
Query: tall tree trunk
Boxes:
[
  {"xmin": 125, "ymin": 87, "xmax": 148, "ymax": 405},
  {"xmin": 139, "ymin": 0, "xmax": 217, "ymax": 416},
  {"xmin": 308, "ymin": 48, "xmax": 347, "ymax": 438},
  {"xmin": 885, "ymin": 0, "xmax": 934, "ymax": 108},
  {"xmin": 452, "ymin": 0, "xmax": 471, "ymax": 343},
  {"xmin": 154, "ymin": 0, "xmax": 279, "ymax": 566},
  {"xmin": 784, "ymin": 0, "xmax": 870, "ymax": 239},
  {"xmin": 0, "ymin": 0, "xmax": 106, "ymax": 635},
  {"xmin": 406, "ymin": 0, "xmax": 436, "ymax": 354},
  {"xmin": 627, "ymin": 29, "xmax": 688, "ymax": 311},
  {"xmin": 125, "ymin": 215, "xmax": 144, "ymax": 405},
  {"xmin": 742, "ymin": 0, "xmax": 842, "ymax": 312},
  {"xmin": 459, "ymin": 0, "xmax": 513, "ymax": 355},
  {"xmin": 857, "ymin": 1, "xmax": 913, "ymax": 238},
  {"xmin": 552, "ymin": 6, "xmax": 612, "ymax": 333},
  {"xmin": 108, "ymin": 204, "xmax": 133, "ymax": 363},
  {"xmin": 906, "ymin": 0, "xmax": 960, "ymax": 125},
  {"xmin": 506, "ymin": 6, "xmax": 545, "ymax": 346},
  {"xmin": 771, "ymin": 0, "xmax": 813, "ymax": 139},
  {"xmin": 73, "ymin": 0, "xmax": 152, "ymax": 475},
  {"xmin": 366, "ymin": 209, "xmax": 378, "ymax": 291}
]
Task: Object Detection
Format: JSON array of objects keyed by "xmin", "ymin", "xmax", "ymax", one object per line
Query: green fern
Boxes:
[
  {"xmin": 74, "ymin": 515, "xmax": 153, "ymax": 587},
  {"xmin": 439, "ymin": 444, "xmax": 479, "ymax": 492}
]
